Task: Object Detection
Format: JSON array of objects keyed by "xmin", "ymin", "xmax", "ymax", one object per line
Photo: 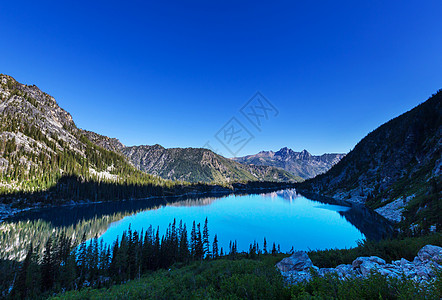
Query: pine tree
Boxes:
[
  {"xmin": 179, "ymin": 223, "xmax": 189, "ymax": 262},
  {"xmin": 190, "ymin": 221, "xmax": 196, "ymax": 258},
  {"xmin": 196, "ymin": 223, "xmax": 203, "ymax": 260},
  {"xmin": 212, "ymin": 234, "xmax": 219, "ymax": 259},
  {"xmin": 203, "ymin": 217, "xmax": 210, "ymax": 258}
]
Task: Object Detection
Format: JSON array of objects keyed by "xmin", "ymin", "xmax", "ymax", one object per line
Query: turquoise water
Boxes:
[{"xmin": 97, "ymin": 190, "xmax": 366, "ymax": 252}]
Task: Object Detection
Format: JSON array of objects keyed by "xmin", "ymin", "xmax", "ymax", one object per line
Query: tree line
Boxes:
[{"xmin": 9, "ymin": 218, "xmax": 282, "ymax": 299}]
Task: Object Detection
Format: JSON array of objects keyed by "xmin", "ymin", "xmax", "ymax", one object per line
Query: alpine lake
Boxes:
[{"xmin": 1, "ymin": 189, "xmax": 394, "ymax": 261}]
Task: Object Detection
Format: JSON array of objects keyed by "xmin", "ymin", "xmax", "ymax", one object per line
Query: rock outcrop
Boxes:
[{"xmin": 277, "ymin": 245, "xmax": 442, "ymax": 284}]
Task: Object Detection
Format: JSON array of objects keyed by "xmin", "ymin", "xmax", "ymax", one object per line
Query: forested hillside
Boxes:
[
  {"xmin": 298, "ymin": 91, "xmax": 442, "ymax": 233},
  {"xmin": 0, "ymin": 74, "xmax": 186, "ymax": 205}
]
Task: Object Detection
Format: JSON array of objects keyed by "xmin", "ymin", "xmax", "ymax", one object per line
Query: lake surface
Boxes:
[{"xmin": 2, "ymin": 189, "xmax": 393, "ymax": 260}]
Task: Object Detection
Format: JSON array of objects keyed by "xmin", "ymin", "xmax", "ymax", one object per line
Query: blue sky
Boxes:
[{"xmin": 1, "ymin": 1, "xmax": 441, "ymax": 156}]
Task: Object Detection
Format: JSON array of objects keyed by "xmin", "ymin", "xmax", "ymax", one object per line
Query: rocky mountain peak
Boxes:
[
  {"xmin": 299, "ymin": 149, "xmax": 312, "ymax": 159},
  {"xmin": 234, "ymin": 147, "xmax": 345, "ymax": 179}
]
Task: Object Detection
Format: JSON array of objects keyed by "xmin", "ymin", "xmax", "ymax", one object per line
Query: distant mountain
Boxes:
[
  {"xmin": 298, "ymin": 91, "xmax": 442, "ymax": 232},
  {"xmin": 233, "ymin": 148, "xmax": 345, "ymax": 179},
  {"xmin": 120, "ymin": 144, "xmax": 302, "ymax": 183}
]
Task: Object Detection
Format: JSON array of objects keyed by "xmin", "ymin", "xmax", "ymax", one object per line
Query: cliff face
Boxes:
[
  {"xmin": 298, "ymin": 91, "xmax": 442, "ymax": 232},
  {"xmin": 233, "ymin": 148, "xmax": 345, "ymax": 179}
]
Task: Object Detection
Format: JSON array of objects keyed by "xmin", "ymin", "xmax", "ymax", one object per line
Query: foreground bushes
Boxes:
[
  {"xmin": 290, "ymin": 271, "xmax": 442, "ymax": 299},
  {"xmin": 52, "ymin": 259, "xmax": 286, "ymax": 299},
  {"xmin": 308, "ymin": 233, "xmax": 442, "ymax": 268},
  {"xmin": 52, "ymin": 256, "xmax": 442, "ymax": 300}
]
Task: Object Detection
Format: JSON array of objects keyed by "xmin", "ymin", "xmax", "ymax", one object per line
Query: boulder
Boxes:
[
  {"xmin": 335, "ymin": 264, "xmax": 356, "ymax": 278},
  {"xmin": 276, "ymin": 251, "xmax": 313, "ymax": 272},
  {"xmin": 417, "ymin": 245, "xmax": 442, "ymax": 263},
  {"xmin": 352, "ymin": 256, "xmax": 385, "ymax": 268},
  {"xmin": 352, "ymin": 256, "xmax": 386, "ymax": 276}
]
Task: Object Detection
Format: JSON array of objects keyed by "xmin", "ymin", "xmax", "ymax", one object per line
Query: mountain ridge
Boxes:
[
  {"xmin": 233, "ymin": 147, "xmax": 345, "ymax": 179},
  {"xmin": 78, "ymin": 130, "xmax": 302, "ymax": 183}
]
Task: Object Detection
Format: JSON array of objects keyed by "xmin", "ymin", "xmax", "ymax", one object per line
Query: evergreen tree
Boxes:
[
  {"xmin": 203, "ymin": 217, "xmax": 210, "ymax": 258},
  {"xmin": 190, "ymin": 221, "xmax": 196, "ymax": 258},
  {"xmin": 196, "ymin": 223, "xmax": 204, "ymax": 260},
  {"xmin": 271, "ymin": 242, "xmax": 277, "ymax": 256},
  {"xmin": 212, "ymin": 234, "xmax": 219, "ymax": 259},
  {"xmin": 179, "ymin": 224, "xmax": 189, "ymax": 262}
]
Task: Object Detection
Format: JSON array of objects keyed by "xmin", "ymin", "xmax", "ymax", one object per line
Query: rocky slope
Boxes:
[
  {"xmin": 277, "ymin": 245, "xmax": 442, "ymax": 285},
  {"xmin": 297, "ymin": 91, "xmax": 442, "ymax": 232},
  {"xmin": 233, "ymin": 147, "xmax": 345, "ymax": 179},
  {"xmin": 0, "ymin": 74, "xmax": 174, "ymax": 203},
  {"xmin": 121, "ymin": 144, "xmax": 301, "ymax": 183},
  {"xmin": 80, "ymin": 129, "xmax": 125, "ymax": 153}
]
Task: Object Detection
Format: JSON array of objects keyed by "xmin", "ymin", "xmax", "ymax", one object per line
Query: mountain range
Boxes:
[
  {"xmin": 79, "ymin": 132, "xmax": 302, "ymax": 183},
  {"xmin": 233, "ymin": 148, "xmax": 345, "ymax": 179},
  {"xmin": 0, "ymin": 74, "xmax": 301, "ymax": 203}
]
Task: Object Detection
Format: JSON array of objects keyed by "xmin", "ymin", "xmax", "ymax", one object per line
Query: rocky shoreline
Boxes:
[{"xmin": 276, "ymin": 245, "xmax": 442, "ymax": 285}]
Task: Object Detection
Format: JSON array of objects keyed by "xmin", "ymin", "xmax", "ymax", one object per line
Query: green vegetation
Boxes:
[
  {"xmin": 52, "ymin": 259, "xmax": 287, "ymax": 300},
  {"xmin": 308, "ymin": 233, "xmax": 442, "ymax": 268},
  {"xmin": 289, "ymin": 270, "xmax": 441, "ymax": 300},
  {"xmin": 50, "ymin": 262, "xmax": 442, "ymax": 299}
]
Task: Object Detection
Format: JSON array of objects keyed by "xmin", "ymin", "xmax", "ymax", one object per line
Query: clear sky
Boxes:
[{"xmin": 1, "ymin": 1, "xmax": 441, "ymax": 156}]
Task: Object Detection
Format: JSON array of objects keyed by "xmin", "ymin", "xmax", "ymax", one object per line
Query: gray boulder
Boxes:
[
  {"xmin": 417, "ymin": 245, "xmax": 442, "ymax": 263},
  {"xmin": 352, "ymin": 256, "xmax": 386, "ymax": 276},
  {"xmin": 276, "ymin": 251, "xmax": 313, "ymax": 272}
]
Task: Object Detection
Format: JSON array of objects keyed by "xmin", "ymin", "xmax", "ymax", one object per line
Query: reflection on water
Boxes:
[{"xmin": 1, "ymin": 189, "xmax": 394, "ymax": 261}]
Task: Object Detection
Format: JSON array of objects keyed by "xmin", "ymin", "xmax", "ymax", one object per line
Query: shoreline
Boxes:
[{"xmin": 0, "ymin": 183, "xmax": 297, "ymax": 222}]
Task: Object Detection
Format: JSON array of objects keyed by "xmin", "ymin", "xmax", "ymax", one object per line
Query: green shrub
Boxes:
[{"xmin": 309, "ymin": 233, "xmax": 442, "ymax": 268}]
